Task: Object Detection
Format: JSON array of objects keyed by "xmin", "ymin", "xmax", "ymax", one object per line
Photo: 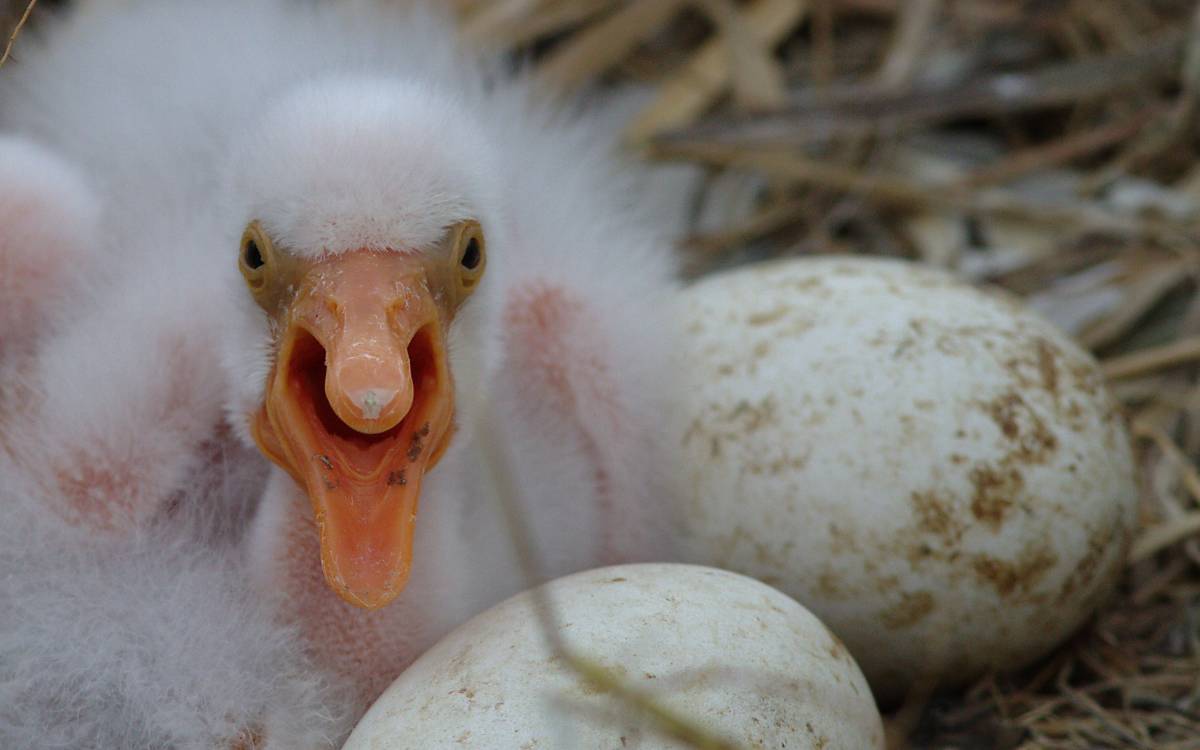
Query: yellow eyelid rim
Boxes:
[
  {"xmin": 451, "ymin": 219, "xmax": 486, "ymax": 293},
  {"xmin": 239, "ymin": 220, "xmax": 272, "ymax": 288}
]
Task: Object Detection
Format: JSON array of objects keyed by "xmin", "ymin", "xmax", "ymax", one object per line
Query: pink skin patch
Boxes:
[
  {"xmin": 50, "ymin": 454, "xmax": 145, "ymax": 531},
  {"xmin": 4, "ymin": 333, "xmax": 223, "ymax": 534},
  {"xmin": 503, "ymin": 280, "xmax": 628, "ymax": 563},
  {"xmin": 1, "ymin": 385, "xmax": 155, "ymax": 532}
]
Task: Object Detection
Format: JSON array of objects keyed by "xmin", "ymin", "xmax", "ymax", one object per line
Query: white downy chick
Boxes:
[{"xmin": 0, "ymin": 0, "xmax": 679, "ymax": 728}]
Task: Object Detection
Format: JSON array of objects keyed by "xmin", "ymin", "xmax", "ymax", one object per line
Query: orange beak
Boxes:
[{"xmin": 252, "ymin": 251, "xmax": 455, "ymax": 609}]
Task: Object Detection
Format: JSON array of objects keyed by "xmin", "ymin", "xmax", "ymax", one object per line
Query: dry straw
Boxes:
[{"xmin": 0, "ymin": 0, "xmax": 34, "ymax": 69}]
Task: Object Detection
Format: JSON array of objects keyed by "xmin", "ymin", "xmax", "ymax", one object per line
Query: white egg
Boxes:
[
  {"xmin": 668, "ymin": 257, "xmax": 1137, "ymax": 702},
  {"xmin": 343, "ymin": 563, "xmax": 884, "ymax": 749}
]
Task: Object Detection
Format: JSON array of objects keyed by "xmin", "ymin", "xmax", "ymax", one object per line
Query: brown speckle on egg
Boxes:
[
  {"xmin": 968, "ymin": 465, "xmax": 1021, "ymax": 528},
  {"xmin": 971, "ymin": 547, "xmax": 1059, "ymax": 598},
  {"xmin": 880, "ymin": 591, "xmax": 936, "ymax": 629}
]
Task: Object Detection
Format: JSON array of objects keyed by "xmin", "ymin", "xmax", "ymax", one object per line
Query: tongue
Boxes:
[{"xmin": 305, "ymin": 458, "xmax": 425, "ymax": 610}]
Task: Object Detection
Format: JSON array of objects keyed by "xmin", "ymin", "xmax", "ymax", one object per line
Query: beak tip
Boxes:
[
  {"xmin": 355, "ymin": 388, "xmax": 390, "ymax": 420},
  {"xmin": 326, "ymin": 573, "xmax": 403, "ymax": 610},
  {"xmin": 350, "ymin": 386, "xmax": 400, "ymax": 422},
  {"xmin": 327, "ymin": 385, "xmax": 410, "ymax": 433},
  {"xmin": 322, "ymin": 549, "xmax": 411, "ymax": 610}
]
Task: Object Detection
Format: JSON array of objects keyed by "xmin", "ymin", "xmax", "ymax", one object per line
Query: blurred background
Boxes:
[{"xmin": 4, "ymin": 1, "xmax": 1199, "ymax": 747}]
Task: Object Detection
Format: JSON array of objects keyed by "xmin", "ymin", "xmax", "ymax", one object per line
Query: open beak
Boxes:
[{"xmin": 252, "ymin": 251, "xmax": 454, "ymax": 609}]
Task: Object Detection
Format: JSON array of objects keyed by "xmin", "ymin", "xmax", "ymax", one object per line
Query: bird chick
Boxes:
[{"xmin": 0, "ymin": 0, "xmax": 679, "ymax": 718}]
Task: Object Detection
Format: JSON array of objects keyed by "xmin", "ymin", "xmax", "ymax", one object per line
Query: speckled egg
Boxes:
[
  {"xmin": 342, "ymin": 563, "xmax": 884, "ymax": 750},
  {"xmin": 667, "ymin": 256, "xmax": 1137, "ymax": 702}
]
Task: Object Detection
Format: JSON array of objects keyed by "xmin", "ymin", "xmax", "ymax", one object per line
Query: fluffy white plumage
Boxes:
[
  {"xmin": 0, "ymin": 449, "xmax": 357, "ymax": 749},
  {"xmin": 0, "ymin": 137, "xmax": 98, "ymax": 357},
  {"xmin": 0, "ymin": 0, "xmax": 679, "ymax": 745}
]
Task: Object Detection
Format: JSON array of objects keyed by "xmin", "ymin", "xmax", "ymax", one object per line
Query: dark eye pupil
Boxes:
[
  {"xmin": 461, "ymin": 238, "xmax": 482, "ymax": 271},
  {"xmin": 244, "ymin": 239, "xmax": 264, "ymax": 270}
]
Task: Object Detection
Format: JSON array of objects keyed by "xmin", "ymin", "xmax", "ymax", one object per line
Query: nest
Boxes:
[{"xmin": 5, "ymin": 1, "xmax": 1200, "ymax": 747}]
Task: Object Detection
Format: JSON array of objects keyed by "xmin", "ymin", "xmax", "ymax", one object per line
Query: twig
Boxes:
[
  {"xmin": 461, "ymin": 0, "xmax": 611, "ymax": 48},
  {"xmin": 0, "ymin": 0, "xmax": 36, "ymax": 69},
  {"xmin": 682, "ymin": 196, "xmax": 808, "ymax": 257},
  {"xmin": 1132, "ymin": 513, "xmax": 1200, "ymax": 562},
  {"xmin": 1057, "ymin": 681, "xmax": 1154, "ymax": 749},
  {"xmin": 811, "ymin": 0, "xmax": 835, "ymax": 86},
  {"xmin": 884, "ymin": 673, "xmax": 939, "ymax": 750},
  {"xmin": 1078, "ymin": 261, "xmax": 1193, "ymax": 351},
  {"xmin": 693, "ymin": 0, "xmax": 787, "ymax": 110},
  {"xmin": 624, "ymin": 0, "xmax": 809, "ymax": 143},
  {"xmin": 648, "ymin": 144, "xmax": 1196, "ymax": 242},
  {"xmin": 535, "ymin": 0, "xmax": 687, "ymax": 91},
  {"xmin": 476, "ymin": 403, "xmax": 742, "ymax": 750},
  {"xmin": 1082, "ymin": 1, "xmax": 1200, "ymax": 193},
  {"xmin": 1102, "ymin": 336, "xmax": 1200, "ymax": 380},
  {"xmin": 875, "ymin": 0, "xmax": 940, "ymax": 88},
  {"xmin": 1131, "ymin": 419, "xmax": 1200, "ymax": 509},
  {"xmin": 651, "ymin": 32, "xmax": 1186, "ymax": 149},
  {"xmin": 960, "ymin": 108, "xmax": 1164, "ymax": 188}
]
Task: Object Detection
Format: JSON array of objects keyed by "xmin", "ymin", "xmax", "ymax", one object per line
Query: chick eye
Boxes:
[
  {"xmin": 239, "ymin": 221, "xmax": 273, "ymax": 291},
  {"xmin": 460, "ymin": 238, "xmax": 482, "ymax": 271},
  {"xmin": 244, "ymin": 238, "xmax": 265, "ymax": 270},
  {"xmin": 453, "ymin": 220, "xmax": 486, "ymax": 296}
]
